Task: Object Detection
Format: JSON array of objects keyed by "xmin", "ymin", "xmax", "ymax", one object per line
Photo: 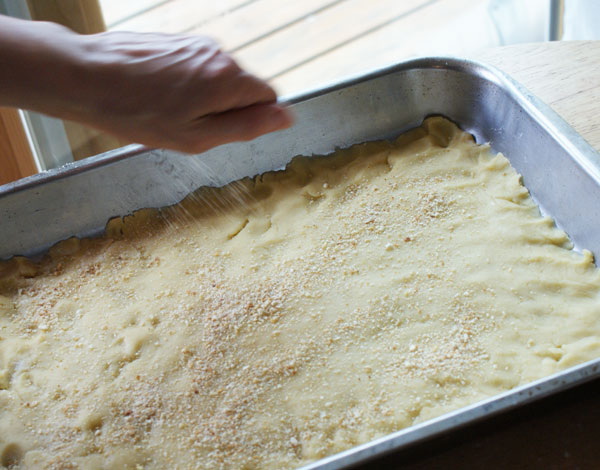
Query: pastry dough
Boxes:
[{"xmin": 1, "ymin": 117, "xmax": 599, "ymax": 469}]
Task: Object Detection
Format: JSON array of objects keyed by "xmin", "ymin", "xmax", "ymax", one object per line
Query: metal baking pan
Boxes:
[{"xmin": 2, "ymin": 57, "xmax": 600, "ymax": 469}]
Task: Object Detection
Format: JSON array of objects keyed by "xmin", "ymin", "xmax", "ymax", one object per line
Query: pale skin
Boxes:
[{"xmin": 0, "ymin": 15, "xmax": 293, "ymax": 154}]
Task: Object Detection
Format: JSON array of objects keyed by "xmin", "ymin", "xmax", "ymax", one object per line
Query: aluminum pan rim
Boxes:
[
  {"xmin": 2, "ymin": 56, "xmax": 600, "ymax": 469},
  {"xmin": 0, "ymin": 56, "xmax": 555, "ymax": 195},
  {"xmin": 301, "ymin": 358, "xmax": 600, "ymax": 470},
  {"xmin": 2, "ymin": 56, "xmax": 598, "ymax": 196}
]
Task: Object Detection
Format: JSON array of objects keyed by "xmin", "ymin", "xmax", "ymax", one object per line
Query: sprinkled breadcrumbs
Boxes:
[{"xmin": 1, "ymin": 117, "xmax": 600, "ymax": 469}]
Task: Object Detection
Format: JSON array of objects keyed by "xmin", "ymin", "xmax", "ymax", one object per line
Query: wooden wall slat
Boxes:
[
  {"xmin": 272, "ymin": 0, "xmax": 480, "ymax": 94},
  {"xmin": 115, "ymin": 0, "xmax": 251, "ymax": 34},
  {"xmin": 232, "ymin": 0, "xmax": 432, "ymax": 80},
  {"xmin": 190, "ymin": 0, "xmax": 343, "ymax": 52},
  {"xmin": 27, "ymin": 0, "xmax": 106, "ymax": 34},
  {"xmin": 101, "ymin": 0, "xmax": 166, "ymax": 27},
  {"xmin": 0, "ymin": 108, "xmax": 37, "ymax": 185}
]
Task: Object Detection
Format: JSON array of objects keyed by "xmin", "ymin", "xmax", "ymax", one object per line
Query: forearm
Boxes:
[
  {"xmin": 0, "ymin": 15, "xmax": 93, "ymax": 118},
  {"xmin": 0, "ymin": 15, "xmax": 291, "ymax": 153}
]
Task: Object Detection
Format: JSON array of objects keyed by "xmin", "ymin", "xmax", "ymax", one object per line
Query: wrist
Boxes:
[
  {"xmin": 0, "ymin": 17, "xmax": 94, "ymax": 119},
  {"xmin": 30, "ymin": 23, "xmax": 98, "ymax": 120}
]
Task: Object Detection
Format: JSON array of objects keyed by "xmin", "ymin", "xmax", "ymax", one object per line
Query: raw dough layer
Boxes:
[{"xmin": 1, "ymin": 118, "xmax": 600, "ymax": 470}]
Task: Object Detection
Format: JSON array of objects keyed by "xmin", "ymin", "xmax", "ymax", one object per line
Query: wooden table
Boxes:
[
  {"xmin": 473, "ymin": 41, "xmax": 600, "ymax": 152},
  {"xmin": 355, "ymin": 40, "xmax": 600, "ymax": 470}
]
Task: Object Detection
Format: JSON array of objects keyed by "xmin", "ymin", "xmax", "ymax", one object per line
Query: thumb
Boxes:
[{"xmin": 186, "ymin": 103, "xmax": 294, "ymax": 154}]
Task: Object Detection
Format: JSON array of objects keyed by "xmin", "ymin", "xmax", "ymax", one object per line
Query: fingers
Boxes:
[
  {"xmin": 65, "ymin": 29, "xmax": 292, "ymax": 154},
  {"xmin": 180, "ymin": 103, "xmax": 294, "ymax": 154},
  {"xmin": 238, "ymin": 72, "xmax": 278, "ymax": 106},
  {"xmin": 198, "ymin": 58, "xmax": 278, "ymax": 113}
]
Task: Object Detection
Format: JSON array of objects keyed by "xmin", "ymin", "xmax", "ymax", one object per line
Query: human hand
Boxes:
[
  {"xmin": 73, "ymin": 31, "xmax": 293, "ymax": 153},
  {"xmin": 0, "ymin": 16, "xmax": 293, "ymax": 154}
]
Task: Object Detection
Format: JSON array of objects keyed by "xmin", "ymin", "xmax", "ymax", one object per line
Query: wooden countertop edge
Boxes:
[{"xmin": 472, "ymin": 40, "xmax": 600, "ymax": 152}]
